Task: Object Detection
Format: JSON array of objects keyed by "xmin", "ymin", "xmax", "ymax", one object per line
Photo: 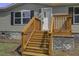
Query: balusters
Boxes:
[{"xmin": 52, "ymin": 15, "xmax": 72, "ymax": 34}]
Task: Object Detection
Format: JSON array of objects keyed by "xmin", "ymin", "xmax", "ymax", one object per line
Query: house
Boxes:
[{"xmin": 0, "ymin": 3, "xmax": 79, "ymax": 55}]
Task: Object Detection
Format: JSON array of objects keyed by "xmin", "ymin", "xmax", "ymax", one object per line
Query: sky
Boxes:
[{"xmin": 0, "ymin": 3, "xmax": 12, "ymax": 8}]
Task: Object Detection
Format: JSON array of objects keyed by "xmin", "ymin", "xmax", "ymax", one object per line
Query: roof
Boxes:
[
  {"xmin": 0, "ymin": 3, "xmax": 79, "ymax": 11},
  {"xmin": 0, "ymin": 3, "xmax": 15, "ymax": 9}
]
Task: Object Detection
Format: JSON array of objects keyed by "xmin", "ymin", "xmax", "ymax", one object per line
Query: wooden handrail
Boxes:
[
  {"xmin": 21, "ymin": 17, "xmax": 35, "ymax": 52},
  {"xmin": 22, "ymin": 17, "xmax": 35, "ymax": 34},
  {"xmin": 21, "ymin": 17, "xmax": 41, "ymax": 54}
]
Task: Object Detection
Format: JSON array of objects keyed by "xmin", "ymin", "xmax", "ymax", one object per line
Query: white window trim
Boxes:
[
  {"xmin": 73, "ymin": 7, "xmax": 79, "ymax": 24},
  {"xmin": 13, "ymin": 10, "xmax": 31, "ymax": 25}
]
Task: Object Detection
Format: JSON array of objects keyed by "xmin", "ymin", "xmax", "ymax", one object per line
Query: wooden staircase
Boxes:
[
  {"xmin": 22, "ymin": 31, "xmax": 50, "ymax": 56},
  {"xmin": 21, "ymin": 17, "xmax": 52, "ymax": 56},
  {"xmin": 21, "ymin": 15, "xmax": 72, "ymax": 56}
]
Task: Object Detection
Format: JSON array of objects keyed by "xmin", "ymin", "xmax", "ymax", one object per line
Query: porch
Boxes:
[{"xmin": 20, "ymin": 14, "xmax": 75, "ymax": 56}]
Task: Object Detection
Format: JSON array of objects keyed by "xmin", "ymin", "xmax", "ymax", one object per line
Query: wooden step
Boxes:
[
  {"xmin": 34, "ymin": 32, "xmax": 44, "ymax": 34},
  {"xmin": 27, "ymin": 44, "xmax": 48, "ymax": 48},
  {"xmin": 33, "ymin": 34, "xmax": 49, "ymax": 36},
  {"xmin": 31, "ymin": 37, "xmax": 46, "ymax": 39},
  {"xmin": 33, "ymin": 32, "xmax": 44, "ymax": 34},
  {"xmin": 30, "ymin": 39, "xmax": 48, "ymax": 43},
  {"xmin": 31, "ymin": 37, "xmax": 50, "ymax": 40},
  {"xmin": 26, "ymin": 46, "xmax": 48, "ymax": 50},
  {"xmin": 29, "ymin": 41, "xmax": 48, "ymax": 44},
  {"xmin": 33, "ymin": 34, "xmax": 49, "ymax": 37},
  {"xmin": 30, "ymin": 38, "xmax": 49, "ymax": 43},
  {"xmin": 34, "ymin": 31, "xmax": 47, "ymax": 33},
  {"xmin": 30, "ymin": 39, "xmax": 44, "ymax": 41},
  {"xmin": 30, "ymin": 39, "xmax": 48, "ymax": 42},
  {"xmin": 31, "ymin": 36, "xmax": 50, "ymax": 40},
  {"xmin": 22, "ymin": 51, "xmax": 48, "ymax": 56},
  {"xmin": 31, "ymin": 36, "xmax": 49, "ymax": 38},
  {"xmin": 24, "ymin": 48, "xmax": 48, "ymax": 54}
]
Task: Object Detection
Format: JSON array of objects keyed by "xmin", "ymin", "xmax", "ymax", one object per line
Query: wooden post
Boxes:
[
  {"xmin": 48, "ymin": 34, "xmax": 53, "ymax": 56},
  {"xmin": 21, "ymin": 33, "xmax": 26, "ymax": 55},
  {"xmin": 48, "ymin": 16, "xmax": 54, "ymax": 56}
]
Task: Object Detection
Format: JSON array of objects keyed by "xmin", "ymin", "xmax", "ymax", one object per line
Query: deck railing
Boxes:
[{"xmin": 51, "ymin": 15, "xmax": 72, "ymax": 35}]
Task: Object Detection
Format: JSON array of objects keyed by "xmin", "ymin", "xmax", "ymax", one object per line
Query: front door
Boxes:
[
  {"xmin": 42, "ymin": 16, "xmax": 49, "ymax": 31},
  {"xmin": 41, "ymin": 8, "xmax": 52, "ymax": 31}
]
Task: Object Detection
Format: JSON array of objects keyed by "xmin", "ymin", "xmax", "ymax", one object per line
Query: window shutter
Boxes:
[
  {"xmin": 31, "ymin": 10, "xmax": 34, "ymax": 19},
  {"xmin": 11, "ymin": 12, "xmax": 14, "ymax": 25},
  {"xmin": 69, "ymin": 7, "xmax": 73, "ymax": 14},
  {"xmin": 69, "ymin": 7, "xmax": 73, "ymax": 24}
]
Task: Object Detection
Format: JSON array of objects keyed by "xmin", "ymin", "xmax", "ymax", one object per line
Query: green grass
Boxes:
[{"xmin": 0, "ymin": 43, "xmax": 19, "ymax": 56}]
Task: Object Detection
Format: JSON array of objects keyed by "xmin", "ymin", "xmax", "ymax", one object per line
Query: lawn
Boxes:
[{"xmin": 0, "ymin": 42, "xmax": 20, "ymax": 56}]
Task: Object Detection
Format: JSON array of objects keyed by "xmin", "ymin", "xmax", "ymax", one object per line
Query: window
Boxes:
[
  {"xmin": 72, "ymin": 7, "xmax": 79, "ymax": 24},
  {"xmin": 75, "ymin": 15, "xmax": 79, "ymax": 23},
  {"xmin": 15, "ymin": 12, "xmax": 21, "ymax": 24},
  {"xmin": 75, "ymin": 8, "xmax": 79, "ymax": 14},
  {"xmin": 11, "ymin": 10, "xmax": 34, "ymax": 25}
]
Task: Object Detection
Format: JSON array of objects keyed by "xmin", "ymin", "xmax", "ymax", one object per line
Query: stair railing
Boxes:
[{"xmin": 21, "ymin": 17, "xmax": 41, "ymax": 53}]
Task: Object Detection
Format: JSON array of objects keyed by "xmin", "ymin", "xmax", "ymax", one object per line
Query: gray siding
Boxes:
[
  {"xmin": 53, "ymin": 7, "xmax": 68, "ymax": 15},
  {"xmin": 0, "ymin": 4, "xmax": 50, "ymax": 32},
  {"xmin": 0, "ymin": 4, "xmax": 79, "ymax": 33}
]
